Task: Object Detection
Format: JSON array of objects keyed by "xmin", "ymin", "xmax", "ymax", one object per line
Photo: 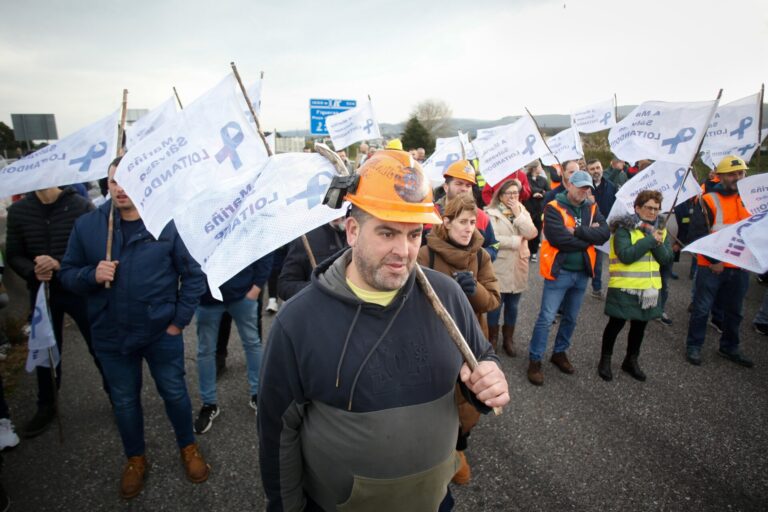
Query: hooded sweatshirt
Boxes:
[{"xmin": 258, "ymin": 249, "xmax": 498, "ymax": 511}]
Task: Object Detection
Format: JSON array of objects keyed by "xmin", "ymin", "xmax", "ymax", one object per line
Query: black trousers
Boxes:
[{"xmin": 601, "ymin": 316, "xmax": 648, "ymax": 357}]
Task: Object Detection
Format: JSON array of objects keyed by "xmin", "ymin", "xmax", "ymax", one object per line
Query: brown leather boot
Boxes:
[
  {"xmin": 502, "ymin": 325, "xmax": 516, "ymax": 357},
  {"xmin": 487, "ymin": 325, "xmax": 500, "ymax": 352},
  {"xmin": 527, "ymin": 360, "xmax": 544, "ymax": 386},
  {"xmin": 451, "ymin": 450, "xmax": 471, "ymax": 485},
  {"xmin": 550, "ymin": 351, "xmax": 575, "ymax": 374},
  {"xmin": 180, "ymin": 443, "xmax": 210, "ymax": 483},
  {"xmin": 120, "ymin": 455, "xmax": 147, "ymax": 499}
]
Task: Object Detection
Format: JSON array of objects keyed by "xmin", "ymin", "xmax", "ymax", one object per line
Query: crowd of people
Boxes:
[{"xmin": 0, "ymin": 138, "xmax": 764, "ymax": 511}]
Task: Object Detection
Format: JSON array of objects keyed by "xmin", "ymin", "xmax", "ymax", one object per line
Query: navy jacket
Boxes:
[
  {"xmin": 60, "ymin": 201, "xmax": 205, "ymax": 353},
  {"xmin": 592, "ymin": 178, "xmax": 617, "ymax": 217}
]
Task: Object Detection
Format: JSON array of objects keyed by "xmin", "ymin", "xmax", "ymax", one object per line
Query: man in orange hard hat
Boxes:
[{"xmin": 258, "ymin": 150, "xmax": 509, "ymax": 511}]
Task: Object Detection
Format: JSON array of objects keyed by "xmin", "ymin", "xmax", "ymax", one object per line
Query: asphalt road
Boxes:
[{"xmin": 2, "ymin": 254, "xmax": 767, "ymax": 511}]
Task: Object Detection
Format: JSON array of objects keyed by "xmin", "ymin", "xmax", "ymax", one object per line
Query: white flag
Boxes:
[
  {"xmin": 700, "ymin": 93, "xmax": 762, "ymax": 169},
  {"xmin": 608, "ymin": 99, "xmax": 718, "ymax": 166},
  {"xmin": 115, "ymin": 74, "xmax": 270, "ymax": 237},
  {"xmin": 126, "ymin": 97, "xmax": 178, "ymax": 149},
  {"xmin": 571, "ymin": 98, "xmax": 616, "ymax": 133},
  {"xmin": 737, "ymin": 172, "xmax": 768, "ymax": 215},
  {"xmin": 173, "ymin": 153, "xmax": 343, "ymax": 299},
  {"xmin": 606, "ymin": 161, "xmax": 700, "ymax": 223},
  {"xmin": 422, "ymin": 136, "xmax": 464, "ymax": 185},
  {"xmin": 473, "ymin": 116, "xmax": 548, "ymax": 187},
  {"xmin": 0, "ymin": 110, "xmax": 119, "ymax": 197},
  {"xmin": 683, "ymin": 212, "xmax": 768, "ymax": 273},
  {"xmin": 26, "ymin": 284, "xmax": 60, "ymax": 372},
  {"xmin": 540, "ymin": 127, "xmax": 584, "ymax": 166},
  {"xmin": 325, "ymin": 100, "xmax": 381, "ymax": 150},
  {"xmin": 458, "ymin": 131, "xmax": 477, "ymax": 160}
]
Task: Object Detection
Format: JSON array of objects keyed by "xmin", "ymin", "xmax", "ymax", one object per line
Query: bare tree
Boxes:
[{"xmin": 410, "ymin": 99, "xmax": 453, "ymax": 138}]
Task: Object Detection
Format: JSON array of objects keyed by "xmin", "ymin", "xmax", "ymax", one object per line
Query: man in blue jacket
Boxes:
[
  {"xmin": 60, "ymin": 157, "xmax": 209, "ymax": 499},
  {"xmin": 587, "ymin": 159, "xmax": 617, "ymax": 299},
  {"xmin": 193, "ymin": 255, "xmax": 272, "ymax": 434}
]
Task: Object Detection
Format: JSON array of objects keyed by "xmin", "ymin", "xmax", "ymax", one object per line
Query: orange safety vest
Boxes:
[
  {"xmin": 539, "ymin": 200, "xmax": 598, "ymax": 280},
  {"xmin": 696, "ymin": 192, "xmax": 750, "ymax": 268}
]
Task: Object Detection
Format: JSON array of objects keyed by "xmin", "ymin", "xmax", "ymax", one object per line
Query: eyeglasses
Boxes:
[
  {"xmin": 641, "ymin": 205, "xmax": 661, "ymax": 212},
  {"xmin": 502, "ymin": 191, "xmax": 519, "ymax": 196}
]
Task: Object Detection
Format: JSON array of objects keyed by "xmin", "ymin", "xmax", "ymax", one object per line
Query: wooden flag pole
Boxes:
[
  {"xmin": 173, "ymin": 86, "xmax": 184, "ymax": 110},
  {"xmin": 105, "ymin": 89, "xmax": 128, "ymax": 289},
  {"xmin": 757, "ymin": 83, "xmax": 764, "ymax": 173},
  {"xmin": 230, "ymin": 62, "xmax": 272, "ymax": 157}
]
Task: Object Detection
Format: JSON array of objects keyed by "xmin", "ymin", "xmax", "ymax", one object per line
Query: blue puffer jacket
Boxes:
[{"xmin": 60, "ymin": 201, "xmax": 205, "ymax": 354}]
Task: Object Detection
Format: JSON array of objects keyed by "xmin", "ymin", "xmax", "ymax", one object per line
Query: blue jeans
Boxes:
[
  {"xmin": 686, "ymin": 266, "xmax": 749, "ymax": 353},
  {"xmin": 96, "ymin": 332, "xmax": 194, "ymax": 457},
  {"xmin": 528, "ymin": 270, "xmax": 588, "ymax": 361},
  {"xmin": 592, "ymin": 252, "xmax": 603, "ymax": 292},
  {"xmin": 196, "ymin": 296, "xmax": 262, "ymax": 404},
  {"xmin": 487, "ymin": 292, "xmax": 522, "ymax": 327}
]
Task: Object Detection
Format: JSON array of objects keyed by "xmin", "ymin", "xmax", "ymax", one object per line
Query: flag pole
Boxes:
[
  {"xmin": 43, "ymin": 282, "xmax": 64, "ymax": 443},
  {"xmin": 105, "ymin": 89, "xmax": 128, "ymax": 289},
  {"xmin": 172, "ymin": 86, "xmax": 184, "ymax": 110},
  {"xmin": 230, "ymin": 62, "xmax": 272, "ymax": 157},
  {"xmin": 663, "ymin": 89, "xmax": 723, "ymax": 230},
  {"xmin": 757, "ymin": 83, "xmax": 764, "ymax": 173}
]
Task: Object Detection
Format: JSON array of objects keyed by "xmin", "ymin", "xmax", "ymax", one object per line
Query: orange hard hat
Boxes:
[
  {"xmin": 346, "ymin": 150, "xmax": 442, "ymax": 224},
  {"xmin": 443, "ymin": 159, "xmax": 477, "ymax": 184}
]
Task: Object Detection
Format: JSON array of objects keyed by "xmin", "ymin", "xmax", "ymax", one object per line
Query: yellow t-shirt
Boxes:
[{"xmin": 346, "ymin": 278, "xmax": 398, "ymax": 307}]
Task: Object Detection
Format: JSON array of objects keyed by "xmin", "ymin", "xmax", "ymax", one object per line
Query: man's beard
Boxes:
[{"xmin": 353, "ymin": 249, "xmax": 413, "ymax": 291}]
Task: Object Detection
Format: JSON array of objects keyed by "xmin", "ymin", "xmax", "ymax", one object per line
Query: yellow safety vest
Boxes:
[{"xmin": 608, "ymin": 228, "xmax": 666, "ymax": 290}]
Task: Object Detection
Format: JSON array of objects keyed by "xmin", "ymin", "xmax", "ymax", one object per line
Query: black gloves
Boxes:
[{"xmin": 453, "ymin": 271, "xmax": 477, "ymax": 296}]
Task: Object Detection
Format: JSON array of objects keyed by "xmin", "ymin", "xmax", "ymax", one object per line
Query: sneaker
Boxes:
[
  {"xmin": 755, "ymin": 323, "xmax": 768, "ymax": 336},
  {"xmin": 686, "ymin": 347, "xmax": 702, "ymax": 366},
  {"xmin": 530, "ymin": 254, "xmax": 538, "ymax": 262},
  {"xmin": 709, "ymin": 318, "xmax": 723, "ymax": 334},
  {"xmin": 590, "ymin": 289, "xmax": 603, "ymax": 300},
  {"xmin": 21, "ymin": 324, "xmax": 31, "ymax": 336},
  {"xmin": 266, "ymin": 298, "xmax": 279, "ymax": 313},
  {"xmin": 670, "ymin": 271, "xmax": 679, "ymax": 280},
  {"xmin": 22, "ymin": 405, "xmax": 55, "ymax": 438},
  {"xmin": 0, "ymin": 418, "xmax": 20, "ymax": 450},
  {"xmin": 249, "ymin": 394, "xmax": 258, "ymax": 412},
  {"xmin": 717, "ymin": 349, "xmax": 754, "ymax": 368},
  {"xmin": 120, "ymin": 455, "xmax": 147, "ymax": 499},
  {"xmin": 193, "ymin": 404, "xmax": 220, "ymax": 434},
  {"xmin": 656, "ymin": 313, "xmax": 673, "ymax": 326},
  {"xmin": 180, "ymin": 443, "xmax": 210, "ymax": 483}
]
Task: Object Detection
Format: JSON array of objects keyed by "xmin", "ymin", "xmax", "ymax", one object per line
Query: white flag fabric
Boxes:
[
  {"xmin": 458, "ymin": 131, "xmax": 477, "ymax": 160},
  {"xmin": 700, "ymin": 93, "xmax": 762, "ymax": 169},
  {"xmin": 126, "ymin": 97, "xmax": 178, "ymax": 149},
  {"xmin": 0, "ymin": 110, "xmax": 119, "ymax": 197},
  {"xmin": 325, "ymin": 100, "xmax": 381, "ymax": 150},
  {"xmin": 606, "ymin": 161, "xmax": 700, "ymax": 223},
  {"xmin": 473, "ymin": 116, "xmax": 548, "ymax": 187},
  {"xmin": 737, "ymin": 172, "xmax": 768, "ymax": 215},
  {"xmin": 683, "ymin": 212, "xmax": 768, "ymax": 273},
  {"xmin": 115, "ymin": 74, "xmax": 270, "ymax": 237},
  {"xmin": 608, "ymin": 99, "xmax": 718, "ymax": 166},
  {"xmin": 571, "ymin": 98, "xmax": 616, "ymax": 133},
  {"xmin": 540, "ymin": 127, "xmax": 584, "ymax": 166},
  {"xmin": 26, "ymin": 284, "xmax": 60, "ymax": 372},
  {"xmin": 173, "ymin": 153, "xmax": 343, "ymax": 299},
  {"xmin": 423, "ymin": 136, "xmax": 464, "ymax": 185}
]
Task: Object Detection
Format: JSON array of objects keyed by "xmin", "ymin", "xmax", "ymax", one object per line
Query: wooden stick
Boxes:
[
  {"xmin": 173, "ymin": 86, "xmax": 184, "ymax": 110},
  {"xmin": 757, "ymin": 83, "xmax": 764, "ymax": 173},
  {"xmin": 301, "ymin": 235, "xmax": 318, "ymax": 269},
  {"xmin": 614, "ymin": 93, "xmax": 619, "ymax": 123},
  {"xmin": 230, "ymin": 62, "xmax": 272, "ymax": 157},
  {"xmin": 105, "ymin": 89, "xmax": 129, "ymax": 288}
]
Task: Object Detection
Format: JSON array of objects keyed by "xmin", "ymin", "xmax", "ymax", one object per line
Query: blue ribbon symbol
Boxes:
[
  {"xmin": 286, "ymin": 171, "xmax": 334, "ymax": 209},
  {"xmin": 737, "ymin": 143, "xmax": 756, "ymax": 156},
  {"xmin": 730, "ymin": 117, "xmax": 753, "ymax": 140},
  {"xmin": 673, "ymin": 167, "xmax": 689, "ymax": 194},
  {"xmin": 363, "ymin": 119, "xmax": 374, "ymax": 134},
  {"xmin": 661, "ymin": 127, "xmax": 696, "ymax": 154},
  {"xmin": 215, "ymin": 122, "xmax": 245, "ymax": 170},
  {"xmin": 436, "ymin": 153, "xmax": 460, "ymax": 171},
  {"xmin": 68, "ymin": 142, "xmax": 107, "ymax": 172},
  {"xmin": 522, "ymin": 134, "xmax": 536, "ymax": 155},
  {"xmin": 600, "ymin": 112, "xmax": 611, "ymax": 125},
  {"xmin": 30, "ymin": 306, "xmax": 43, "ymax": 339}
]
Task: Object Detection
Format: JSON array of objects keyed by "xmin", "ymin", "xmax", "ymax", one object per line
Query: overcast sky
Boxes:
[{"xmin": 1, "ymin": 0, "xmax": 766, "ymax": 138}]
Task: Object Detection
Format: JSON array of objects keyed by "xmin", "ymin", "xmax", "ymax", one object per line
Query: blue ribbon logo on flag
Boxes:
[
  {"xmin": 30, "ymin": 306, "xmax": 43, "ymax": 339},
  {"xmin": 673, "ymin": 167, "xmax": 689, "ymax": 193},
  {"xmin": 522, "ymin": 134, "xmax": 537, "ymax": 156},
  {"xmin": 730, "ymin": 117, "xmax": 753, "ymax": 140},
  {"xmin": 68, "ymin": 142, "xmax": 107, "ymax": 172},
  {"xmin": 661, "ymin": 127, "xmax": 696, "ymax": 154},
  {"xmin": 436, "ymin": 153, "xmax": 460, "ymax": 171},
  {"xmin": 286, "ymin": 171, "xmax": 334, "ymax": 209},
  {"xmin": 600, "ymin": 112, "xmax": 611, "ymax": 125},
  {"xmin": 737, "ymin": 143, "xmax": 756, "ymax": 156},
  {"xmin": 215, "ymin": 122, "xmax": 245, "ymax": 170},
  {"xmin": 363, "ymin": 119, "xmax": 374, "ymax": 135}
]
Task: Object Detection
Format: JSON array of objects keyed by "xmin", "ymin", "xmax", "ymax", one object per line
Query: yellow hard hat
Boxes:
[
  {"xmin": 385, "ymin": 138, "xmax": 403, "ymax": 151},
  {"xmin": 443, "ymin": 159, "xmax": 477, "ymax": 184},
  {"xmin": 715, "ymin": 155, "xmax": 748, "ymax": 174},
  {"xmin": 346, "ymin": 150, "xmax": 442, "ymax": 224}
]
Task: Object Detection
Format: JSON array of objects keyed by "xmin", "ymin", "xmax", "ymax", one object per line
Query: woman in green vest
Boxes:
[{"xmin": 598, "ymin": 190, "xmax": 673, "ymax": 382}]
